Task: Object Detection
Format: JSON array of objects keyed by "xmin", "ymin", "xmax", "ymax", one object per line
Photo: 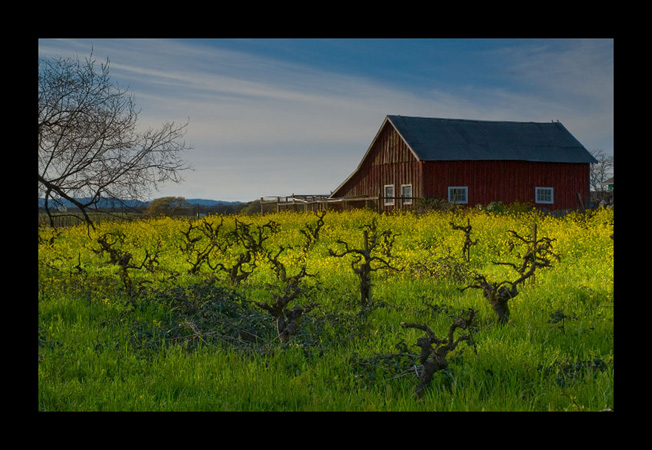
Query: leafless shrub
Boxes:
[
  {"xmin": 450, "ymin": 218, "xmax": 478, "ymax": 262},
  {"xmin": 401, "ymin": 308, "xmax": 476, "ymax": 398},
  {"xmin": 202, "ymin": 218, "xmax": 279, "ymax": 285},
  {"xmin": 461, "ymin": 223, "xmax": 559, "ymax": 323},
  {"xmin": 92, "ymin": 231, "xmax": 161, "ymax": 296},
  {"xmin": 255, "ymin": 246, "xmax": 316, "ymax": 344},
  {"xmin": 328, "ymin": 218, "xmax": 401, "ymax": 307},
  {"xmin": 178, "ymin": 217, "xmax": 226, "ymax": 274},
  {"xmin": 300, "ymin": 211, "xmax": 326, "ymax": 253},
  {"xmin": 352, "ymin": 309, "xmax": 476, "ymax": 398}
]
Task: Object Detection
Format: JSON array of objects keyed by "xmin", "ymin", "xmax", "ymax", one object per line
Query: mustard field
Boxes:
[{"xmin": 38, "ymin": 207, "xmax": 614, "ymax": 411}]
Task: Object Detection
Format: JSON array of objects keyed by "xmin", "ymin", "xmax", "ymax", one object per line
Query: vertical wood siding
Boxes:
[{"xmin": 334, "ymin": 122, "xmax": 422, "ymax": 211}]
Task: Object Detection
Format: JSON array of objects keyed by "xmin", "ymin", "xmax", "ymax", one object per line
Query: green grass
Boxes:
[{"xmin": 38, "ymin": 208, "xmax": 614, "ymax": 411}]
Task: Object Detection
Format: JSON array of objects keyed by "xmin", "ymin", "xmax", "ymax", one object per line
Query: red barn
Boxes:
[{"xmin": 330, "ymin": 115, "xmax": 597, "ymax": 211}]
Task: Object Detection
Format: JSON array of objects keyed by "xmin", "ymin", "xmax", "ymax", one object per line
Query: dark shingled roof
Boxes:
[{"xmin": 387, "ymin": 115, "xmax": 597, "ymax": 163}]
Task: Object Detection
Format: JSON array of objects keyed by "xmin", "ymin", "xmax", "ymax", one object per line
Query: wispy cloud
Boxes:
[{"xmin": 480, "ymin": 39, "xmax": 613, "ymax": 141}]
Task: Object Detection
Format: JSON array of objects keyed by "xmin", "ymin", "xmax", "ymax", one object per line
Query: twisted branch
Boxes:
[
  {"xmin": 401, "ymin": 309, "xmax": 476, "ymax": 398},
  {"xmin": 328, "ymin": 218, "xmax": 400, "ymax": 306}
]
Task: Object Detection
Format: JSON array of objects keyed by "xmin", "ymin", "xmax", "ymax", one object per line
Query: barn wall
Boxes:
[
  {"xmin": 422, "ymin": 160, "xmax": 590, "ymax": 210},
  {"xmin": 334, "ymin": 123, "xmax": 422, "ymax": 211}
]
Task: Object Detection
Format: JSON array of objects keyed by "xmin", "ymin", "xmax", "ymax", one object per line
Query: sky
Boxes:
[{"xmin": 38, "ymin": 38, "xmax": 614, "ymax": 202}]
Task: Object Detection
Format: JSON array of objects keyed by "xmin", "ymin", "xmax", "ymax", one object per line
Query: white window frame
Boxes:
[
  {"xmin": 384, "ymin": 184, "xmax": 395, "ymax": 206},
  {"xmin": 448, "ymin": 186, "xmax": 468, "ymax": 204},
  {"xmin": 535, "ymin": 187, "xmax": 554, "ymax": 204},
  {"xmin": 401, "ymin": 184, "xmax": 413, "ymax": 205}
]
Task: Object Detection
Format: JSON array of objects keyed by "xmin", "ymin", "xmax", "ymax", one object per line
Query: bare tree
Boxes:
[
  {"xmin": 589, "ymin": 149, "xmax": 614, "ymax": 194},
  {"xmin": 38, "ymin": 51, "xmax": 191, "ymax": 228}
]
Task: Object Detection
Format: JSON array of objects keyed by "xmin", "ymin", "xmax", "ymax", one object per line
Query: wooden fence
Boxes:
[
  {"xmin": 38, "ymin": 211, "xmax": 144, "ymax": 228},
  {"xmin": 259, "ymin": 194, "xmax": 420, "ymax": 214}
]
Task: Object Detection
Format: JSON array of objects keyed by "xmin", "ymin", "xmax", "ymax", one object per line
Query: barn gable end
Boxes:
[{"xmin": 332, "ymin": 117, "xmax": 422, "ymax": 203}]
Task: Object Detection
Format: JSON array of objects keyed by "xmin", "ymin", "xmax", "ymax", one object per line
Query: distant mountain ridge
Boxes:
[
  {"xmin": 38, "ymin": 197, "xmax": 243, "ymax": 209},
  {"xmin": 185, "ymin": 198, "xmax": 243, "ymax": 206}
]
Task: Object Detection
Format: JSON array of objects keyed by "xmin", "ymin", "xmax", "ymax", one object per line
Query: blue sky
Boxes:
[{"xmin": 38, "ymin": 38, "xmax": 614, "ymax": 202}]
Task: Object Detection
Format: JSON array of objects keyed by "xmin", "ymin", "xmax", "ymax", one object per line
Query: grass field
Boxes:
[{"xmin": 37, "ymin": 207, "xmax": 614, "ymax": 411}]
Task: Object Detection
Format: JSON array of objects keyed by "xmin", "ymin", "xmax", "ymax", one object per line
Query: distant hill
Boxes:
[
  {"xmin": 38, "ymin": 197, "xmax": 243, "ymax": 209},
  {"xmin": 38, "ymin": 197, "xmax": 148, "ymax": 209},
  {"xmin": 185, "ymin": 199, "xmax": 243, "ymax": 207}
]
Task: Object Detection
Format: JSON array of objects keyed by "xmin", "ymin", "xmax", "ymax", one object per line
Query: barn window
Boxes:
[
  {"xmin": 535, "ymin": 187, "xmax": 554, "ymax": 204},
  {"xmin": 384, "ymin": 185, "xmax": 395, "ymax": 205},
  {"xmin": 401, "ymin": 184, "xmax": 413, "ymax": 205},
  {"xmin": 448, "ymin": 186, "xmax": 468, "ymax": 204}
]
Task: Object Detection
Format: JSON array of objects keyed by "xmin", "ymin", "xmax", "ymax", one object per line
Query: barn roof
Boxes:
[{"xmin": 387, "ymin": 115, "xmax": 597, "ymax": 163}]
